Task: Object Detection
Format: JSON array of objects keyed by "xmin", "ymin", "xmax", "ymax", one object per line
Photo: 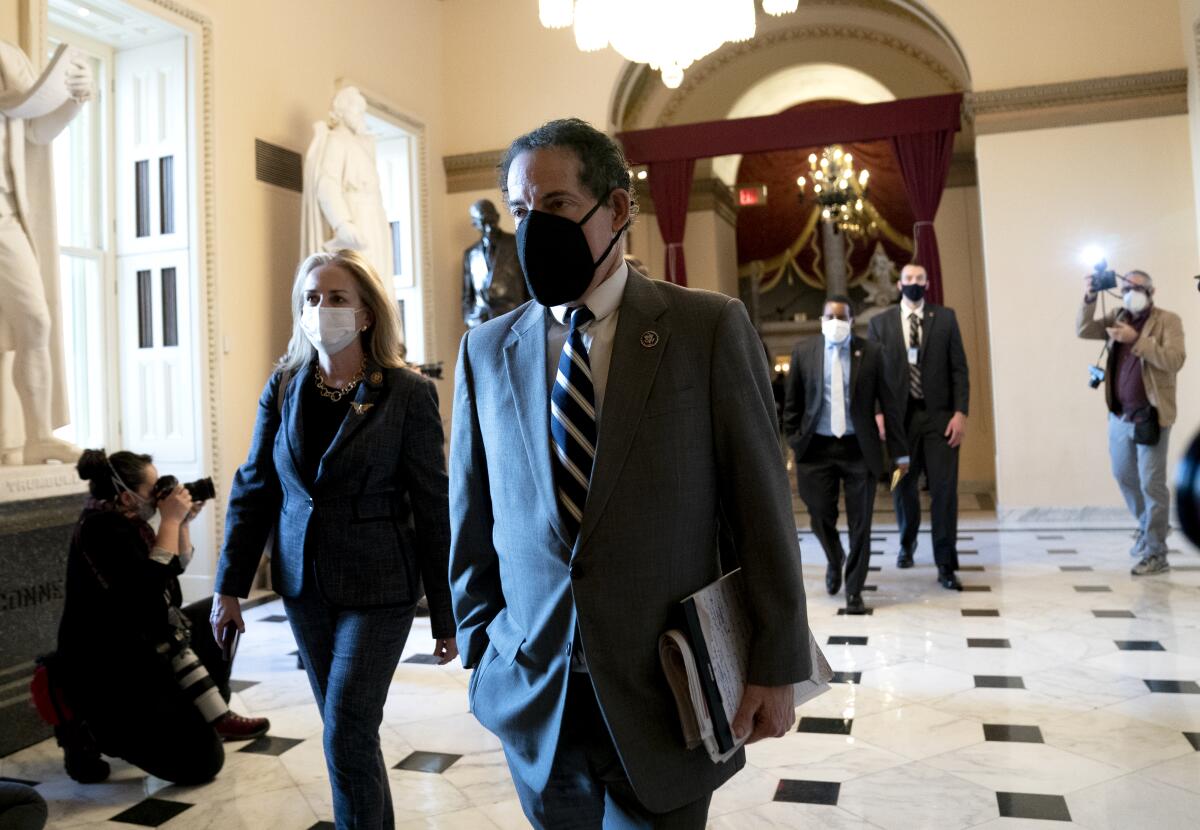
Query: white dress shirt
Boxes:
[
  {"xmin": 901, "ymin": 298, "xmax": 925, "ymax": 350},
  {"xmin": 545, "ymin": 261, "xmax": 628, "ymax": 419}
]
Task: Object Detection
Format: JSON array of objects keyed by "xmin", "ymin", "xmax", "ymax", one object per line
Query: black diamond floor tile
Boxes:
[
  {"xmin": 870, "ymin": 550, "xmax": 884, "ymax": 556},
  {"xmin": 1037, "ymin": 535, "xmax": 1065, "ymax": 540},
  {"xmin": 997, "ymin": 792, "xmax": 1071, "ymax": 822},
  {"xmin": 308, "ymin": 823, "xmax": 336, "ymax": 830},
  {"xmin": 1115, "ymin": 640, "xmax": 1165, "ymax": 651},
  {"xmin": 1093, "ymin": 610, "xmax": 1136, "ymax": 618},
  {"xmin": 0, "ymin": 776, "xmax": 38, "ymax": 786},
  {"xmin": 837, "ymin": 607, "xmax": 874, "ymax": 615},
  {"xmin": 958, "ymin": 535, "xmax": 974, "ymax": 541},
  {"xmin": 868, "ymin": 566, "xmax": 882, "ymax": 572},
  {"xmin": 394, "ymin": 751, "xmax": 462, "ymax": 773},
  {"xmin": 1074, "ymin": 586, "xmax": 1112, "ymax": 593},
  {"xmin": 975, "ymin": 675, "xmax": 1025, "ymax": 689},
  {"xmin": 1059, "ymin": 565, "xmax": 1093, "ymax": 572},
  {"xmin": 983, "ymin": 724, "xmax": 1044, "ymax": 743},
  {"xmin": 111, "ymin": 798, "xmax": 194, "ymax": 827},
  {"xmin": 403, "ymin": 654, "xmax": 443, "ymax": 665},
  {"xmin": 827, "ymin": 636, "xmax": 868, "ymax": 645},
  {"xmin": 1173, "ymin": 565, "xmax": 1200, "ymax": 571},
  {"xmin": 968, "ymin": 638, "xmax": 1011, "ymax": 648},
  {"xmin": 238, "ymin": 736, "xmax": 304, "ymax": 756},
  {"xmin": 798, "ymin": 717, "xmax": 853, "ymax": 735},
  {"xmin": 1184, "ymin": 732, "xmax": 1200, "ymax": 751},
  {"xmin": 228, "ymin": 679, "xmax": 260, "ymax": 693},
  {"xmin": 1145, "ymin": 680, "xmax": 1200, "ymax": 694},
  {"xmin": 261, "ymin": 614, "xmax": 288, "ymax": 622},
  {"xmin": 871, "ymin": 536, "xmax": 887, "ymax": 542},
  {"xmin": 1047, "ymin": 549, "xmax": 1077, "ymax": 555},
  {"xmin": 962, "ymin": 609, "xmax": 1000, "ymax": 617},
  {"xmin": 774, "ymin": 779, "xmax": 840, "ymax": 805},
  {"xmin": 961, "ymin": 585, "xmax": 991, "ymax": 592},
  {"xmin": 958, "ymin": 549, "xmax": 979, "ymax": 556},
  {"xmin": 862, "ymin": 585, "xmax": 878, "ymax": 592},
  {"xmin": 830, "ymin": 671, "xmax": 862, "ymax": 684},
  {"xmin": 958, "ymin": 565, "xmax": 985, "ymax": 572}
]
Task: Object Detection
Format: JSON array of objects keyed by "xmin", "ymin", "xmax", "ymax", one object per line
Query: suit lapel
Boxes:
[
  {"xmin": 850, "ymin": 336, "xmax": 865, "ymax": 405},
  {"xmin": 576, "ymin": 272, "xmax": 669, "ymax": 554},
  {"xmin": 807, "ymin": 338, "xmax": 824, "ymax": 422},
  {"xmin": 504, "ymin": 302, "xmax": 573, "ymax": 552},
  {"xmin": 315, "ymin": 359, "xmax": 385, "ymax": 483},
  {"xmin": 921, "ymin": 306, "xmax": 936, "ymax": 364}
]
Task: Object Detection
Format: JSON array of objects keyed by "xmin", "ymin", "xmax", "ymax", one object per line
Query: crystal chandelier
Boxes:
[
  {"xmin": 797, "ymin": 146, "xmax": 877, "ymax": 239},
  {"xmin": 538, "ymin": 1, "xmax": 799, "ymax": 89}
]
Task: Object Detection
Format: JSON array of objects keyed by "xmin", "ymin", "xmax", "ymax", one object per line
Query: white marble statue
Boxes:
[
  {"xmin": 0, "ymin": 41, "xmax": 93, "ymax": 465},
  {"xmin": 857, "ymin": 242, "xmax": 901, "ymax": 328},
  {"xmin": 300, "ymin": 86, "xmax": 392, "ymax": 279}
]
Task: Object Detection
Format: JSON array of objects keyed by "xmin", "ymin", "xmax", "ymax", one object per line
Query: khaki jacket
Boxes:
[{"xmin": 1077, "ymin": 300, "xmax": 1186, "ymax": 426}]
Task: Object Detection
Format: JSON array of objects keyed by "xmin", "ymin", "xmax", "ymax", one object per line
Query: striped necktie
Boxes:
[
  {"xmin": 908, "ymin": 312, "xmax": 924, "ymax": 400},
  {"xmin": 551, "ymin": 306, "xmax": 597, "ymax": 541}
]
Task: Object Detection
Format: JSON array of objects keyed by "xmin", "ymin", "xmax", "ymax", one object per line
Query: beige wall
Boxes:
[
  {"xmin": 925, "ymin": 0, "xmax": 1184, "ymax": 90},
  {"xmin": 183, "ymin": 0, "xmax": 451, "ymax": 498},
  {"xmin": 627, "ymin": 209, "xmax": 739, "ymax": 297},
  {"xmin": 977, "ymin": 115, "xmax": 1199, "ymax": 510}
]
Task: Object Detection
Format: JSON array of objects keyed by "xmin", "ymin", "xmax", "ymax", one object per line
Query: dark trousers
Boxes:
[
  {"xmin": 893, "ymin": 400, "xmax": 960, "ymax": 574},
  {"xmin": 795, "ymin": 435, "xmax": 877, "ymax": 596},
  {"xmin": 284, "ymin": 582, "xmax": 416, "ymax": 830},
  {"xmin": 510, "ymin": 672, "xmax": 711, "ymax": 830},
  {"xmin": 64, "ymin": 600, "xmax": 230, "ymax": 785}
]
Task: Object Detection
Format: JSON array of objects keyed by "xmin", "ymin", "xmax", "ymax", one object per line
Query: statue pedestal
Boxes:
[{"xmin": 0, "ymin": 465, "xmax": 85, "ymax": 755}]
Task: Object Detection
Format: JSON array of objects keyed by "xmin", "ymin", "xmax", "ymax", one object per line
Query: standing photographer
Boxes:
[{"xmin": 1078, "ymin": 270, "xmax": 1186, "ymax": 574}]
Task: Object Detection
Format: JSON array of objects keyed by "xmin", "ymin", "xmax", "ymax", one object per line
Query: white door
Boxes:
[{"xmin": 114, "ymin": 37, "xmax": 194, "ymax": 466}]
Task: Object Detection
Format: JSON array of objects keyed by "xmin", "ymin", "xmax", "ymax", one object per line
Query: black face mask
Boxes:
[
  {"xmin": 516, "ymin": 195, "xmax": 628, "ymax": 307},
  {"xmin": 900, "ymin": 283, "xmax": 926, "ymax": 303}
]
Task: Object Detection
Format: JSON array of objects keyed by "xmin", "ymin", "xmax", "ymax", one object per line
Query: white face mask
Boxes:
[
  {"xmin": 822, "ymin": 318, "xmax": 852, "ymax": 344},
  {"xmin": 301, "ymin": 306, "xmax": 362, "ymax": 355},
  {"xmin": 1123, "ymin": 290, "xmax": 1149, "ymax": 315}
]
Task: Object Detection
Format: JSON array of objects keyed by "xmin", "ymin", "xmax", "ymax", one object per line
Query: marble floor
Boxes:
[{"xmin": 3, "ymin": 515, "xmax": 1200, "ymax": 828}]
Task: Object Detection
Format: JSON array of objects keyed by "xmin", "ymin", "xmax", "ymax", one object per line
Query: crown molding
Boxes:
[
  {"xmin": 443, "ymin": 150, "xmax": 504, "ymax": 194},
  {"xmin": 967, "ymin": 70, "xmax": 1187, "ymax": 135}
]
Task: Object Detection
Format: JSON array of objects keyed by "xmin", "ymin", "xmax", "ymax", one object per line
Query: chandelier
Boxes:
[
  {"xmin": 797, "ymin": 146, "xmax": 877, "ymax": 239},
  {"xmin": 538, "ymin": 1, "xmax": 801, "ymax": 88}
]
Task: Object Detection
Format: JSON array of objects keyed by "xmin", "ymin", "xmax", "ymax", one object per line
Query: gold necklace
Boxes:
[{"xmin": 314, "ymin": 358, "xmax": 366, "ymax": 403}]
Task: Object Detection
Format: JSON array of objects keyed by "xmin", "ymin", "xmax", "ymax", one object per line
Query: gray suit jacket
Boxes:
[
  {"xmin": 217, "ymin": 360, "xmax": 454, "ymax": 637},
  {"xmin": 449, "ymin": 271, "xmax": 811, "ymax": 812},
  {"xmin": 782, "ymin": 334, "xmax": 907, "ymax": 479}
]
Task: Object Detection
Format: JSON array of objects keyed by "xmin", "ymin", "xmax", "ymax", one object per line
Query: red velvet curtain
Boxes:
[
  {"xmin": 648, "ymin": 159, "xmax": 695, "ymax": 286},
  {"xmin": 891, "ymin": 127, "xmax": 956, "ymax": 306}
]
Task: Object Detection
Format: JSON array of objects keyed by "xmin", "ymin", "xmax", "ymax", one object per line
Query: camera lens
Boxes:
[{"xmin": 184, "ymin": 477, "xmax": 216, "ymax": 502}]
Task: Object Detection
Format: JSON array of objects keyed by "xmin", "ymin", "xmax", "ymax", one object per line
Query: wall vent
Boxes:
[{"xmin": 255, "ymin": 139, "xmax": 302, "ymax": 192}]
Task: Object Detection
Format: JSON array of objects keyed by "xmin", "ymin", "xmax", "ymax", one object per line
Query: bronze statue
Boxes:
[{"xmin": 462, "ymin": 199, "xmax": 527, "ymax": 327}]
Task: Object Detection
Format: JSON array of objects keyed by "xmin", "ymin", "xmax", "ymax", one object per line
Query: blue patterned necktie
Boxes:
[{"xmin": 551, "ymin": 305, "xmax": 597, "ymax": 541}]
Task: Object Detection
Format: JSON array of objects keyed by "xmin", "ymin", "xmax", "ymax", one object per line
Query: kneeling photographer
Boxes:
[
  {"xmin": 49, "ymin": 449, "xmax": 269, "ymax": 785},
  {"xmin": 1077, "ymin": 266, "xmax": 1186, "ymax": 575}
]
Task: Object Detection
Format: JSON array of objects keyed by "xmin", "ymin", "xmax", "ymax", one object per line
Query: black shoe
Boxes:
[
  {"xmin": 939, "ymin": 572, "xmax": 963, "ymax": 591},
  {"xmin": 845, "ymin": 594, "xmax": 867, "ymax": 615},
  {"xmin": 56, "ymin": 722, "xmax": 110, "ymax": 784},
  {"xmin": 825, "ymin": 562, "xmax": 843, "ymax": 595},
  {"xmin": 897, "ymin": 549, "xmax": 914, "ymax": 569}
]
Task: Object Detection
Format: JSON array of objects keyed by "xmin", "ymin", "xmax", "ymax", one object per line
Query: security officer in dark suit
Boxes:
[
  {"xmin": 867, "ymin": 264, "xmax": 970, "ymax": 590},
  {"xmin": 784, "ymin": 296, "xmax": 908, "ymax": 614}
]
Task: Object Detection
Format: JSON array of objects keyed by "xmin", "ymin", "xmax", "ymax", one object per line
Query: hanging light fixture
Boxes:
[
  {"xmin": 762, "ymin": 0, "xmax": 800, "ymax": 15},
  {"xmin": 797, "ymin": 145, "xmax": 877, "ymax": 240},
  {"xmin": 536, "ymin": 1, "xmax": 798, "ymax": 89}
]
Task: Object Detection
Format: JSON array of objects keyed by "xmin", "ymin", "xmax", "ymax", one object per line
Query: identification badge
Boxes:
[{"xmin": 907, "ymin": 347, "xmax": 919, "ymax": 365}]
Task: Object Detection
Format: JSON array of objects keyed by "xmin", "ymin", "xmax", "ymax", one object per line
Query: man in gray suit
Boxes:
[{"xmin": 449, "ymin": 118, "xmax": 811, "ymax": 829}]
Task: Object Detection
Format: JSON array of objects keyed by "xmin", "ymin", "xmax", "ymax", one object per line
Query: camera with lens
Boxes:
[
  {"xmin": 153, "ymin": 474, "xmax": 216, "ymax": 503},
  {"xmin": 1089, "ymin": 259, "xmax": 1119, "ymax": 294},
  {"xmin": 1087, "ymin": 365, "xmax": 1105, "ymax": 389}
]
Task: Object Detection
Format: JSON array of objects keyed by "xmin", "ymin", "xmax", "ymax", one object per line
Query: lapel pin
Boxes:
[
  {"xmin": 350, "ymin": 402, "xmax": 374, "ymax": 415},
  {"xmin": 854, "ymin": 350, "xmax": 862, "ymax": 357},
  {"xmin": 369, "ymin": 371, "xmax": 383, "ymax": 385},
  {"xmin": 640, "ymin": 331, "xmax": 659, "ymax": 348}
]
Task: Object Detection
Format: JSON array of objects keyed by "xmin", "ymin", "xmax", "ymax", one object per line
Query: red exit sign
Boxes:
[{"xmin": 737, "ymin": 184, "xmax": 767, "ymax": 206}]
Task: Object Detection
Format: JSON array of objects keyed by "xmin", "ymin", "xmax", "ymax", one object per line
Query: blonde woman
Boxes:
[{"xmin": 212, "ymin": 250, "xmax": 456, "ymax": 829}]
